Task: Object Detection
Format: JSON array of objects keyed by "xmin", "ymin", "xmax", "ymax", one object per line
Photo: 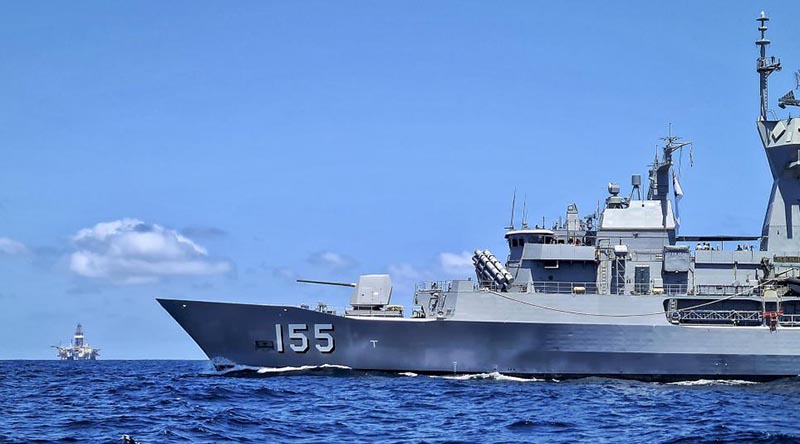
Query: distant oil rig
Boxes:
[{"xmin": 53, "ymin": 323, "xmax": 100, "ymax": 360}]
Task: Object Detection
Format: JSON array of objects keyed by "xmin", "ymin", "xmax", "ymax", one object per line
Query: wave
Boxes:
[
  {"xmin": 209, "ymin": 363, "xmax": 352, "ymax": 377},
  {"xmin": 210, "ymin": 365, "xmax": 544, "ymax": 381},
  {"xmin": 433, "ymin": 371, "xmax": 545, "ymax": 382},
  {"xmin": 256, "ymin": 364, "xmax": 352, "ymax": 374},
  {"xmin": 667, "ymin": 379, "xmax": 760, "ymax": 386},
  {"xmin": 507, "ymin": 419, "xmax": 574, "ymax": 429}
]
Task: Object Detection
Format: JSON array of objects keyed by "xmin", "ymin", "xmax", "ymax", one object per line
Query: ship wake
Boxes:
[
  {"xmin": 433, "ymin": 371, "xmax": 548, "ymax": 382},
  {"xmin": 667, "ymin": 379, "xmax": 760, "ymax": 386},
  {"xmin": 209, "ymin": 364, "xmax": 354, "ymax": 378}
]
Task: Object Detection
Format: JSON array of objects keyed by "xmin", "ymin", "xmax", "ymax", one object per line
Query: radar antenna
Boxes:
[
  {"xmin": 505, "ymin": 189, "xmax": 517, "ymax": 230},
  {"xmin": 521, "ymin": 195, "xmax": 529, "ymax": 229},
  {"xmin": 647, "ymin": 125, "xmax": 693, "ymax": 203},
  {"xmin": 778, "ymin": 70, "xmax": 800, "ymax": 109},
  {"xmin": 756, "ymin": 11, "xmax": 782, "ymax": 120},
  {"xmin": 659, "ymin": 124, "xmax": 692, "ymax": 166}
]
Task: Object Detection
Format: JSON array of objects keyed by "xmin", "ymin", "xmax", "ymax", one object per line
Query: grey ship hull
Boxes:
[{"xmin": 158, "ymin": 298, "xmax": 800, "ymax": 381}]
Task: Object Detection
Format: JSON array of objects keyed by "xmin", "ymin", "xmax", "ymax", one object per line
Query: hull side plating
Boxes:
[{"xmin": 159, "ymin": 298, "xmax": 800, "ymax": 380}]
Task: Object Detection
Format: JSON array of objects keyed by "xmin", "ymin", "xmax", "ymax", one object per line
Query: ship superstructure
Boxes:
[
  {"xmin": 54, "ymin": 324, "xmax": 100, "ymax": 361},
  {"xmin": 159, "ymin": 12, "xmax": 800, "ymax": 381}
]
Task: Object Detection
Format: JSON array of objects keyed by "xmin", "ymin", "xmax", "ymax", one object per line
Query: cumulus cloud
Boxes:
[
  {"xmin": 381, "ymin": 252, "xmax": 478, "ymax": 297},
  {"xmin": 308, "ymin": 251, "xmax": 356, "ymax": 271},
  {"xmin": 439, "ymin": 251, "xmax": 475, "ymax": 276},
  {"xmin": 387, "ymin": 263, "xmax": 434, "ymax": 296},
  {"xmin": 69, "ymin": 218, "xmax": 231, "ymax": 284},
  {"xmin": 0, "ymin": 237, "xmax": 28, "ymax": 255}
]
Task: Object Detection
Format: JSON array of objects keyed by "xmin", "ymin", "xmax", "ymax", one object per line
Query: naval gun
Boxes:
[{"xmin": 297, "ymin": 274, "xmax": 403, "ymax": 317}]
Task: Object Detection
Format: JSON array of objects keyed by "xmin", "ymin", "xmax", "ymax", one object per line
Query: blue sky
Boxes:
[{"xmin": 0, "ymin": 2, "xmax": 796, "ymax": 359}]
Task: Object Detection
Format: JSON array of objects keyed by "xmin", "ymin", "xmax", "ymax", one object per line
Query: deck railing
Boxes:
[
  {"xmin": 414, "ymin": 280, "xmax": 776, "ymax": 298},
  {"xmin": 780, "ymin": 314, "xmax": 800, "ymax": 326},
  {"xmin": 670, "ymin": 309, "xmax": 763, "ymax": 324},
  {"xmin": 660, "ymin": 284, "xmax": 689, "ymax": 295},
  {"xmin": 695, "ymin": 285, "xmax": 761, "ymax": 296},
  {"xmin": 415, "ymin": 281, "xmax": 454, "ymax": 292},
  {"xmin": 532, "ymin": 281, "xmax": 599, "ymax": 295}
]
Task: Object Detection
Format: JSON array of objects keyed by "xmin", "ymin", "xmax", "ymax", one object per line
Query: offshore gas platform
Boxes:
[{"xmin": 54, "ymin": 324, "xmax": 100, "ymax": 360}]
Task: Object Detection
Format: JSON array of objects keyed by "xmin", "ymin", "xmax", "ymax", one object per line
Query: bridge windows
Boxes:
[{"xmin": 506, "ymin": 229, "xmax": 556, "ymax": 250}]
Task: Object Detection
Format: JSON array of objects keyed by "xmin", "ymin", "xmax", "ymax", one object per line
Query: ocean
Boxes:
[{"xmin": 2, "ymin": 360, "xmax": 800, "ymax": 444}]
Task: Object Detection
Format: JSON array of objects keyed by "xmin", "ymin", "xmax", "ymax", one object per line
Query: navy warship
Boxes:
[{"xmin": 160, "ymin": 12, "xmax": 800, "ymax": 381}]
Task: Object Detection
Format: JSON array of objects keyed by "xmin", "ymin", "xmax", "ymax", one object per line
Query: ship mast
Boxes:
[
  {"xmin": 755, "ymin": 11, "xmax": 800, "ymax": 254},
  {"xmin": 756, "ymin": 11, "xmax": 781, "ymax": 121}
]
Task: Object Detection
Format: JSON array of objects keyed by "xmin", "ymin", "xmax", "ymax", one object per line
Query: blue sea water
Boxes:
[{"xmin": 2, "ymin": 361, "xmax": 800, "ymax": 444}]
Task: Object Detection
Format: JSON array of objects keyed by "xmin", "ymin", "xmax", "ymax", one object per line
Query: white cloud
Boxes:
[
  {"xmin": 439, "ymin": 251, "xmax": 475, "ymax": 276},
  {"xmin": 308, "ymin": 251, "xmax": 356, "ymax": 270},
  {"xmin": 388, "ymin": 263, "xmax": 430, "ymax": 282},
  {"xmin": 69, "ymin": 218, "xmax": 231, "ymax": 284},
  {"xmin": 272, "ymin": 267, "xmax": 298, "ymax": 282},
  {"xmin": 386, "ymin": 252, "xmax": 477, "ymax": 297},
  {"xmin": 387, "ymin": 263, "xmax": 435, "ymax": 296},
  {"xmin": 0, "ymin": 237, "xmax": 28, "ymax": 255}
]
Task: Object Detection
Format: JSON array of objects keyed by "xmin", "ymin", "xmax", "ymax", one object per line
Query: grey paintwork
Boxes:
[
  {"xmin": 159, "ymin": 298, "xmax": 800, "ymax": 380},
  {"xmin": 159, "ymin": 12, "xmax": 800, "ymax": 380}
]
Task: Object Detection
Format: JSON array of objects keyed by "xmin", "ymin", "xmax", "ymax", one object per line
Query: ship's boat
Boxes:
[{"xmin": 159, "ymin": 12, "xmax": 800, "ymax": 381}]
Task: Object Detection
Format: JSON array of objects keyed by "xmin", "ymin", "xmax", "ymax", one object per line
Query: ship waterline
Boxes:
[{"xmin": 158, "ymin": 298, "xmax": 800, "ymax": 381}]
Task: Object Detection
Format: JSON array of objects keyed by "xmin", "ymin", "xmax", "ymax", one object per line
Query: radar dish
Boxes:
[
  {"xmin": 778, "ymin": 90, "xmax": 800, "ymax": 109},
  {"xmin": 778, "ymin": 70, "xmax": 800, "ymax": 109}
]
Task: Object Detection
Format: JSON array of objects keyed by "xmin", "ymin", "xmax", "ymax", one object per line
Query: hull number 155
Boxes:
[{"xmin": 274, "ymin": 323, "xmax": 334, "ymax": 353}]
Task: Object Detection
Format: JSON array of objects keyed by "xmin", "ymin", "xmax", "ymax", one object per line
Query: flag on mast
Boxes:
[{"xmin": 673, "ymin": 172, "xmax": 684, "ymax": 228}]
